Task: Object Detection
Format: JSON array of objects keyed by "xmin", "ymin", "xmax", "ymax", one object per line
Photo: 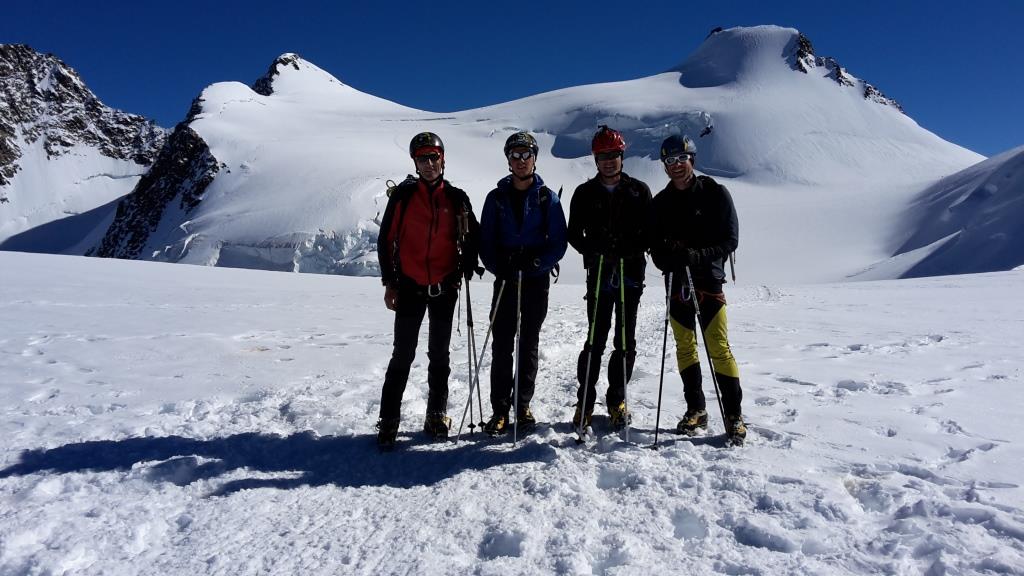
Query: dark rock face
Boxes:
[
  {"xmin": 820, "ymin": 57, "xmax": 855, "ymax": 88},
  {"xmin": 864, "ymin": 83, "xmax": 904, "ymax": 113},
  {"xmin": 793, "ymin": 33, "xmax": 817, "ymax": 74},
  {"xmin": 90, "ymin": 125, "xmax": 219, "ymax": 259},
  {"xmin": 252, "ymin": 53, "xmax": 302, "ymax": 97},
  {"xmin": 788, "ymin": 33, "xmax": 902, "ymax": 113},
  {"xmin": 0, "ymin": 44, "xmax": 166, "ymax": 190}
]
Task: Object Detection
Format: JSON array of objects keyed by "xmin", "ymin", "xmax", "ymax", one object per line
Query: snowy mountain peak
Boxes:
[
  {"xmin": 0, "ymin": 44, "xmax": 167, "ymax": 189},
  {"xmin": 251, "ymin": 52, "xmax": 349, "ymax": 97},
  {"xmin": 0, "ymin": 44, "xmax": 86, "ymax": 102},
  {"xmin": 674, "ymin": 25, "xmax": 800, "ymax": 87},
  {"xmin": 674, "ymin": 26, "xmax": 902, "ymax": 112},
  {"xmin": 0, "ymin": 44, "xmax": 168, "ymax": 251}
]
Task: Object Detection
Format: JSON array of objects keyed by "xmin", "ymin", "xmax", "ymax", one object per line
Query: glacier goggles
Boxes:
[
  {"xmin": 414, "ymin": 152, "xmax": 442, "ymax": 164},
  {"xmin": 507, "ymin": 150, "xmax": 535, "ymax": 161},
  {"xmin": 663, "ymin": 153, "xmax": 694, "ymax": 166},
  {"xmin": 595, "ymin": 151, "xmax": 623, "ymax": 162}
]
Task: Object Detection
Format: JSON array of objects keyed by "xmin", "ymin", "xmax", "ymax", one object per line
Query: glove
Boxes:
[
  {"xmin": 501, "ymin": 250, "xmax": 539, "ymax": 278},
  {"xmin": 669, "ymin": 241, "xmax": 699, "ymax": 268},
  {"xmin": 464, "ymin": 265, "xmax": 485, "ymax": 281},
  {"xmin": 384, "ymin": 284, "xmax": 399, "ymax": 311}
]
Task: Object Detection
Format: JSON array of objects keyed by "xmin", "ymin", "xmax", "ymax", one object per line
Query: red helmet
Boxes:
[{"xmin": 591, "ymin": 125, "xmax": 626, "ymax": 154}]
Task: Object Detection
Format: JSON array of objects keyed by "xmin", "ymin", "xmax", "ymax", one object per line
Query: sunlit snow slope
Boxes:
[{"xmin": 100, "ymin": 26, "xmax": 992, "ymax": 283}]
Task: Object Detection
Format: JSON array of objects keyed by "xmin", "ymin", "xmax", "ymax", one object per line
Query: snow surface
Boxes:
[
  {"xmin": 130, "ymin": 26, "xmax": 989, "ymax": 284},
  {"xmin": 2, "ymin": 251, "xmax": 1022, "ymax": 575}
]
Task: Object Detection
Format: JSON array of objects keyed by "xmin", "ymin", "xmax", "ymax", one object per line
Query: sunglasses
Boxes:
[
  {"xmin": 508, "ymin": 150, "xmax": 535, "ymax": 161},
  {"xmin": 415, "ymin": 153, "xmax": 442, "ymax": 164},
  {"xmin": 596, "ymin": 151, "xmax": 623, "ymax": 162},
  {"xmin": 663, "ymin": 153, "xmax": 694, "ymax": 166}
]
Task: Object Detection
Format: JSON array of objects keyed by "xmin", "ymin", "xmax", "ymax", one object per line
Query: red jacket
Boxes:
[{"xmin": 384, "ymin": 179, "xmax": 459, "ymax": 286}]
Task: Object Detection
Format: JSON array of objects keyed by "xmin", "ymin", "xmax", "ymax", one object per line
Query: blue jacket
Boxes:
[{"xmin": 479, "ymin": 173, "xmax": 568, "ymax": 279}]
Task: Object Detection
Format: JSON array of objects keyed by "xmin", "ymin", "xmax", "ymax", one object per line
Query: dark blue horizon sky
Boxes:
[{"xmin": 4, "ymin": 1, "xmax": 1021, "ymax": 156}]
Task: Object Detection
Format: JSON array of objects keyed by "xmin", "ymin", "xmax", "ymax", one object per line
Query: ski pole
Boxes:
[
  {"xmin": 651, "ymin": 272, "xmax": 673, "ymax": 449},
  {"xmin": 464, "ymin": 281, "xmax": 477, "ymax": 433},
  {"xmin": 576, "ymin": 255, "xmax": 604, "ymax": 443},
  {"xmin": 684, "ymin": 266, "xmax": 727, "ymax": 428},
  {"xmin": 619, "ymin": 257, "xmax": 630, "ymax": 443},
  {"xmin": 512, "ymin": 269, "xmax": 524, "ymax": 445},
  {"xmin": 457, "ymin": 279, "xmax": 506, "ymax": 440},
  {"xmin": 473, "ymin": 299, "xmax": 486, "ymax": 432}
]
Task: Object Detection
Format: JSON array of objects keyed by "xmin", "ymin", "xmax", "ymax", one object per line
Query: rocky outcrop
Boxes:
[
  {"xmin": 792, "ymin": 33, "xmax": 817, "ymax": 74},
  {"xmin": 788, "ymin": 33, "xmax": 903, "ymax": 112},
  {"xmin": 863, "ymin": 83, "xmax": 903, "ymax": 112},
  {"xmin": 0, "ymin": 44, "xmax": 166, "ymax": 188},
  {"xmin": 90, "ymin": 125, "xmax": 219, "ymax": 259},
  {"xmin": 252, "ymin": 53, "xmax": 303, "ymax": 97}
]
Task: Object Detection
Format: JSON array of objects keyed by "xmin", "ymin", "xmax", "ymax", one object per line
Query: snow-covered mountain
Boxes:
[
  {"xmin": 12, "ymin": 27, "xmax": 1015, "ymax": 282},
  {"xmin": 0, "ymin": 44, "xmax": 167, "ymax": 253},
  {"xmin": 89, "ymin": 26, "xmax": 996, "ymax": 283},
  {"xmin": 855, "ymin": 145, "xmax": 1024, "ymax": 279}
]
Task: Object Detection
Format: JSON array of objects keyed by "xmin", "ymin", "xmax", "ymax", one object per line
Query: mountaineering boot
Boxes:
[
  {"xmin": 376, "ymin": 417, "xmax": 400, "ymax": 451},
  {"xmin": 484, "ymin": 413, "xmax": 508, "ymax": 436},
  {"xmin": 423, "ymin": 412, "xmax": 452, "ymax": 440},
  {"xmin": 725, "ymin": 414, "xmax": 747, "ymax": 446},
  {"xmin": 517, "ymin": 406, "xmax": 537, "ymax": 430},
  {"xmin": 572, "ymin": 404, "xmax": 593, "ymax": 430},
  {"xmin": 608, "ymin": 401, "xmax": 631, "ymax": 431},
  {"xmin": 676, "ymin": 409, "xmax": 708, "ymax": 435}
]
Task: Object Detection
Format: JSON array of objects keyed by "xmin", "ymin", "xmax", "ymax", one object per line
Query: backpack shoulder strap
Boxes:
[{"xmin": 538, "ymin": 185, "xmax": 553, "ymax": 241}]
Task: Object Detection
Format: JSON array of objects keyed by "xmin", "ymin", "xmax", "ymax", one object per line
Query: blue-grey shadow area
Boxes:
[
  {"xmin": 0, "ymin": 196, "xmax": 119, "ymax": 254},
  {"xmin": 548, "ymin": 111, "xmax": 715, "ymax": 163},
  {"xmin": 893, "ymin": 148, "xmax": 1024, "ymax": 278},
  {"xmin": 0, "ymin": 431, "xmax": 554, "ymax": 496}
]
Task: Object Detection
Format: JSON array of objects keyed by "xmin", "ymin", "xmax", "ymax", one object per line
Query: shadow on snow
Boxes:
[{"xmin": 0, "ymin": 431, "xmax": 556, "ymax": 496}]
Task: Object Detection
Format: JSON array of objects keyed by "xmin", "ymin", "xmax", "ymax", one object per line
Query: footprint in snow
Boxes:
[
  {"xmin": 672, "ymin": 508, "xmax": 709, "ymax": 540},
  {"xmin": 872, "ymin": 426, "xmax": 898, "ymax": 438},
  {"xmin": 478, "ymin": 527, "xmax": 525, "ymax": 559},
  {"xmin": 944, "ymin": 442, "xmax": 997, "ymax": 464},
  {"xmin": 836, "ymin": 379, "xmax": 868, "ymax": 392},
  {"xmin": 843, "ymin": 477, "xmax": 897, "ymax": 513},
  {"xmin": 774, "ymin": 408, "xmax": 798, "ymax": 424},
  {"xmin": 27, "ymin": 387, "xmax": 60, "ymax": 403},
  {"xmin": 775, "ymin": 375, "xmax": 816, "ymax": 387}
]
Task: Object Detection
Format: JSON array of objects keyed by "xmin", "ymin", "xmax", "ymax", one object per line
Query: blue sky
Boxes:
[{"xmin": 3, "ymin": 1, "xmax": 1021, "ymax": 156}]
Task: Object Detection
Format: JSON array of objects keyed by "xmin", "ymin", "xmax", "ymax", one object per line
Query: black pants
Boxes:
[
  {"xmin": 378, "ymin": 281, "xmax": 459, "ymax": 421},
  {"xmin": 489, "ymin": 275, "xmax": 549, "ymax": 416},
  {"xmin": 576, "ymin": 279, "xmax": 643, "ymax": 413}
]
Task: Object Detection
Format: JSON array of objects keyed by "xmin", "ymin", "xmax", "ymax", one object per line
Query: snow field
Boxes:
[{"xmin": 1, "ymin": 252, "xmax": 1022, "ymax": 574}]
